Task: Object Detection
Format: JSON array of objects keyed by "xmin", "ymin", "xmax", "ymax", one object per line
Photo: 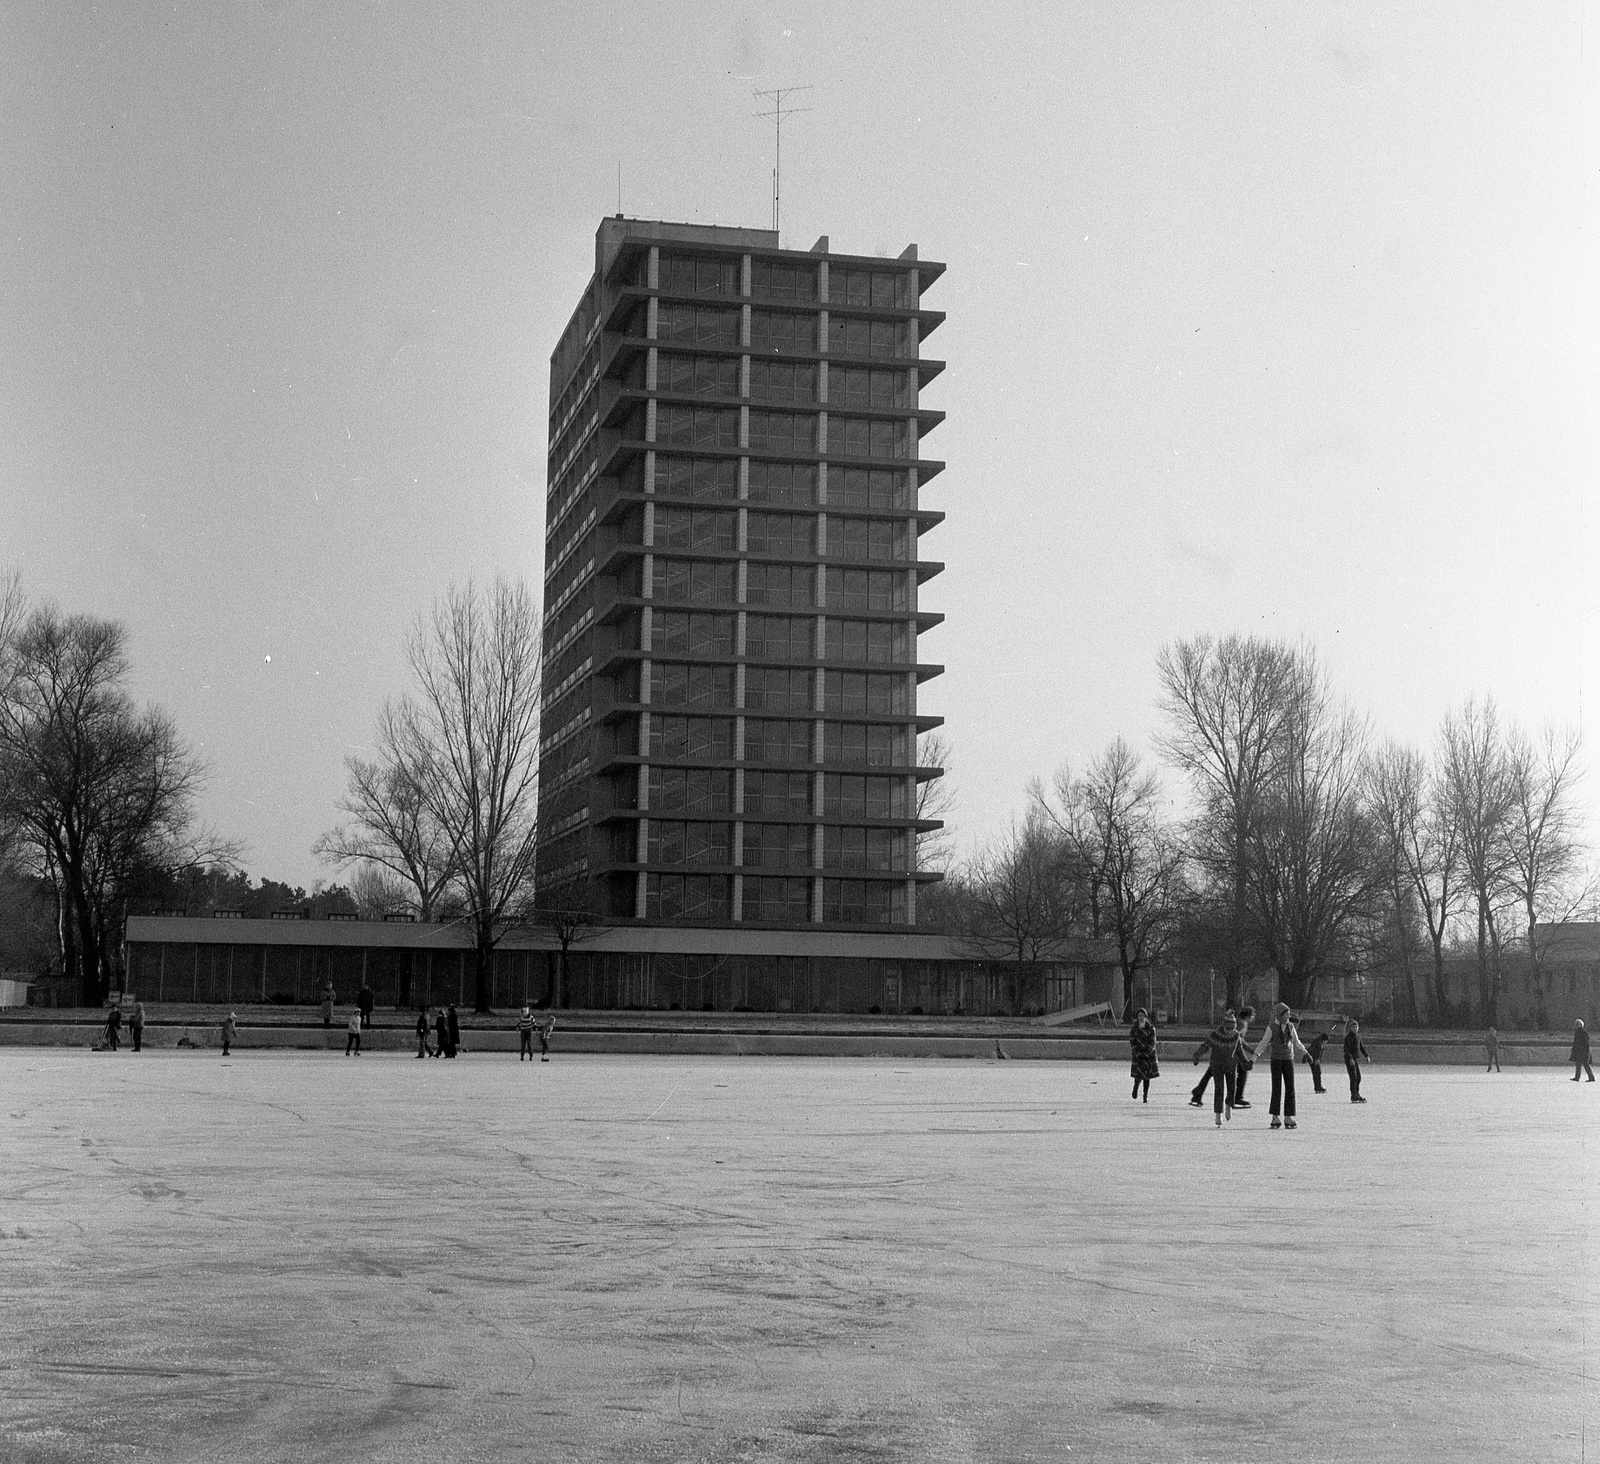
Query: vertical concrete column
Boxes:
[
  {"xmin": 905, "ymin": 877, "xmax": 917, "ymax": 926},
  {"xmin": 646, "ymin": 346, "xmax": 658, "ymax": 392},
  {"xmin": 635, "ymin": 868, "xmax": 648, "ymax": 920},
  {"xmin": 647, "ymin": 295, "xmax": 658, "ymax": 339},
  {"xmin": 741, "ymin": 302, "xmax": 751, "ymax": 348},
  {"xmin": 817, "ymin": 460, "xmax": 828, "ymax": 507},
  {"xmin": 644, "ymin": 449, "xmax": 656, "ymax": 494},
  {"xmin": 646, "ymin": 398, "xmax": 656, "ymax": 443},
  {"xmin": 741, "ymin": 253, "xmax": 751, "ymax": 298},
  {"xmin": 642, "ymin": 500, "xmax": 655, "ymax": 547},
  {"xmin": 739, "ymin": 405, "xmax": 749, "ymax": 450},
  {"xmin": 818, "ymin": 259, "xmax": 829, "ymax": 305},
  {"xmin": 817, "ymin": 359, "xmax": 828, "ymax": 404},
  {"xmin": 648, "ymin": 245, "xmax": 660, "ymax": 290}
]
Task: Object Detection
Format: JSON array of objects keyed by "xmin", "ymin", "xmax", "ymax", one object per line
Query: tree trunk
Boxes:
[{"xmin": 473, "ymin": 935, "xmax": 492, "ymax": 1014}]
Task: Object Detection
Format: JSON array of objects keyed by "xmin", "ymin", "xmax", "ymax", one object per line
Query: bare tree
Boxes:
[
  {"xmin": 1035, "ymin": 738, "xmax": 1183, "ymax": 1017},
  {"xmin": 1244, "ymin": 667, "xmax": 1378, "ymax": 1011},
  {"xmin": 1504, "ymin": 722, "xmax": 1586, "ymax": 1024},
  {"xmin": 914, "ymin": 729, "xmax": 955, "ymax": 873},
  {"xmin": 396, "ymin": 579, "xmax": 543, "ymax": 1014},
  {"xmin": 0, "ymin": 600, "xmax": 227, "ymax": 1003},
  {"xmin": 1156, "ymin": 635, "xmax": 1301, "ymax": 1007},
  {"xmin": 314, "ymin": 702, "xmax": 459, "ymax": 920},
  {"xmin": 1440, "ymin": 697, "xmax": 1516, "ymax": 1025},
  {"xmin": 961, "ymin": 816, "xmax": 1076, "ymax": 964},
  {"xmin": 1366, "ymin": 741, "xmax": 1439, "ymax": 1023}
]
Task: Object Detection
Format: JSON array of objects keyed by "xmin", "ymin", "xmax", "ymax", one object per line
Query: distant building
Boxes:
[{"xmin": 535, "ymin": 217, "xmax": 947, "ymax": 934}]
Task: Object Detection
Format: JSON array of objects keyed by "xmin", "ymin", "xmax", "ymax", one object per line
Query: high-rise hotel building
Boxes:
[{"xmin": 536, "ymin": 217, "xmax": 945, "ymax": 931}]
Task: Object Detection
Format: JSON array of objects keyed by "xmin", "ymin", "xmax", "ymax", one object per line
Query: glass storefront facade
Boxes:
[{"xmin": 536, "ymin": 218, "xmax": 946, "ymax": 928}]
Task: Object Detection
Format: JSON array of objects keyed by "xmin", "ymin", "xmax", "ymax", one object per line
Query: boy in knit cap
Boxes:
[{"xmin": 1192, "ymin": 1013, "xmax": 1245, "ymax": 1127}]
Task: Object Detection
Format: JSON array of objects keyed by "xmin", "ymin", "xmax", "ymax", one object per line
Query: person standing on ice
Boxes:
[
  {"xmin": 1252, "ymin": 1002, "xmax": 1312, "ymax": 1130},
  {"xmin": 1571, "ymin": 1020, "xmax": 1594, "ymax": 1082},
  {"xmin": 1343, "ymin": 1019, "xmax": 1372, "ymax": 1102},
  {"xmin": 1129, "ymin": 1008, "xmax": 1159, "ymax": 1103},
  {"xmin": 1192, "ymin": 1013, "xmax": 1245, "ymax": 1126}
]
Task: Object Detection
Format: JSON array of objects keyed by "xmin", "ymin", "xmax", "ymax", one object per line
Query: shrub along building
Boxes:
[{"xmin": 120, "ymin": 217, "xmax": 1119, "ymax": 1016}]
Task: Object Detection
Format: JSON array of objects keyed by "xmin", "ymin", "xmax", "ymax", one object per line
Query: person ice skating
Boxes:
[
  {"xmin": 538, "ymin": 1014, "xmax": 554, "ymax": 1062},
  {"xmin": 446, "ymin": 1003, "xmax": 460, "ymax": 1058},
  {"xmin": 320, "ymin": 981, "xmax": 336, "ymax": 1028},
  {"xmin": 415, "ymin": 1007, "xmax": 430, "ymax": 1059},
  {"xmin": 1343, "ymin": 1019, "xmax": 1371, "ymax": 1101},
  {"xmin": 1192, "ymin": 1013, "xmax": 1245, "ymax": 1126},
  {"xmin": 102, "ymin": 1004, "xmax": 122, "ymax": 1052},
  {"xmin": 1486, "ymin": 1027, "xmax": 1502, "ymax": 1073},
  {"xmin": 433, "ymin": 1007, "xmax": 448, "ymax": 1058},
  {"xmin": 1302, "ymin": 1025, "xmax": 1329, "ymax": 1092},
  {"xmin": 222, "ymin": 1011, "xmax": 236, "ymax": 1056},
  {"xmin": 130, "ymin": 1000, "xmax": 145, "ymax": 1053},
  {"xmin": 1129, "ymin": 1008, "xmax": 1160, "ymax": 1102},
  {"xmin": 358, "ymin": 982, "xmax": 374, "ymax": 1031},
  {"xmin": 1190, "ymin": 1008, "xmax": 1235, "ymax": 1106},
  {"xmin": 1253, "ymin": 1002, "xmax": 1312, "ymax": 1130},
  {"xmin": 1570, "ymin": 1020, "xmax": 1594, "ymax": 1082},
  {"xmin": 518, "ymin": 1005, "xmax": 535, "ymax": 1061},
  {"xmin": 1230, "ymin": 1005, "xmax": 1257, "ymax": 1109},
  {"xmin": 345, "ymin": 1010, "xmax": 362, "ymax": 1056}
]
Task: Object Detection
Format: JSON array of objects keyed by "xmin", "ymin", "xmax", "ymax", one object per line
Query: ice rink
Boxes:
[{"xmin": 2, "ymin": 1048, "xmax": 1595, "ymax": 1462}]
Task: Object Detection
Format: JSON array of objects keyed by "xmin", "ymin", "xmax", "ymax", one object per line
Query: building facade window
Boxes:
[
  {"xmin": 646, "ymin": 873, "xmax": 731, "ymax": 920},
  {"xmin": 741, "ymin": 824, "xmax": 815, "ymax": 870},
  {"xmin": 655, "ymin": 558, "xmax": 737, "ymax": 605},
  {"xmin": 658, "ymin": 254, "xmax": 740, "ymax": 298},
  {"xmin": 654, "ymin": 455, "xmax": 739, "ymax": 501},
  {"xmin": 743, "ymin": 719, "xmax": 813, "ymax": 765},
  {"xmin": 647, "ymin": 821, "xmax": 733, "ymax": 866},
  {"xmin": 648, "ymin": 715, "xmax": 736, "ymax": 760}
]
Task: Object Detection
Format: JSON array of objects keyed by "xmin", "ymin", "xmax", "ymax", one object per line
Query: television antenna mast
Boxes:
[{"xmin": 753, "ymin": 86, "xmax": 812, "ymax": 235}]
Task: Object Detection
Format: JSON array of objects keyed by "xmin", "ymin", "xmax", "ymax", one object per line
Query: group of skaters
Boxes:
[
  {"xmin": 1128, "ymin": 1002, "xmax": 1375, "ymax": 1128},
  {"xmin": 1132, "ymin": 1003, "xmax": 1599, "ymax": 1123}
]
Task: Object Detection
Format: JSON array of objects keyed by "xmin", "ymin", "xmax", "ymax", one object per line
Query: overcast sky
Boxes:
[{"xmin": 3, "ymin": 1, "xmax": 1596, "ymax": 888}]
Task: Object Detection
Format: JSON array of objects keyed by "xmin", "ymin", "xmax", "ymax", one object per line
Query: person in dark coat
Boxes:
[
  {"xmin": 1302, "ymin": 1026, "xmax": 1330, "ymax": 1092},
  {"xmin": 130, "ymin": 1000, "xmax": 145, "ymax": 1053},
  {"xmin": 433, "ymin": 1008, "xmax": 448, "ymax": 1058},
  {"xmin": 358, "ymin": 983, "xmax": 375, "ymax": 1030},
  {"xmin": 1129, "ymin": 1008, "xmax": 1160, "ymax": 1102},
  {"xmin": 102, "ymin": 1005, "xmax": 122, "ymax": 1052},
  {"xmin": 1485, "ymin": 1027, "xmax": 1502, "ymax": 1073},
  {"xmin": 1192, "ymin": 1014, "xmax": 1244, "ymax": 1126},
  {"xmin": 415, "ymin": 1007, "xmax": 430, "ymax": 1059},
  {"xmin": 1343, "ymin": 1019, "xmax": 1371, "ymax": 1102},
  {"xmin": 1230, "ymin": 1005, "xmax": 1257, "ymax": 1109},
  {"xmin": 222, "ymin": 1011, "xmax": 236, "ymax": 1056},
  {"xmin": 1190, "ymin": 1008, "xmax": 1235, "ymax": 1106},
  {"xmin": 319, "ymin": 982, "xmax": 336, "ymax": 1028},
  {"xmin": 446, "ymin": 1003, "xmax": 460, "ymax": 1058},
  {"xmin": 1570, "ymin": 1020, "xmax": 1594, "ymax": 1082}
]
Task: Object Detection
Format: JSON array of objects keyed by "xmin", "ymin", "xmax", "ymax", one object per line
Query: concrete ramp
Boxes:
[{"xmin": 1035, "ymin": 1002, "xmax": 1114, "ymax": 1028}]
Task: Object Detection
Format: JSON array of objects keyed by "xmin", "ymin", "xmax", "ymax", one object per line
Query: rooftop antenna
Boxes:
[
  {"xmin": 617, "ymin": 162, "xmax": 622, "ymax": 215},
  {"xmin": 753, "ymin": 85, "xmax": 811, "ymax": 236}
]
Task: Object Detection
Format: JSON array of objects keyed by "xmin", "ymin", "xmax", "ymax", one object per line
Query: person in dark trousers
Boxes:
[
  {"xmin": 345, "ymin": 1010, "xmax": 362, "ymax": 1056},
  {"xmin": 1129, "ymin": 1008, "xmax": 1160, "ymax": 1102},
  {"xmin": 358, "ymin": 983, "xmax": 375, "ymax": 1031},
  {"xmin": 102, "ymin": 1005, "xmax": 122, "ymax": 1051},
  {"xmin": 1570, "ymin": 1020, "xmax": 1594, "ymax": 1081},
  {"xmin": 1230, "ymin": 1006, "xmax": 1257, "ymax": 1108},
  {"xmin": 1190, "ymin": 1009, "xmax": 1235, "ymax": 1106},
  {"xmin": 130, "ymin": 1000, "xmax": 145, "ymax": 1053},
  {"xmin": 1192, "ymin": 1013, "xmax": 1244, "ymax": 1126},
  {"xmin": 222, "ymin": 1011, "xmax": 236, "ymax": 1056},
  {"xmin": 1343, "ymin": 1019, "xmax": 1371, "ymax": 1101},
  {"xmin": 1302, "ymin": 1025, "xmax": 1329, "ymax": 1092},
  {"xmin": 446, "ymin": 1004, "xmax": 461, "ymax": 1058},
  {"xmin": 433, "ymin": 1007, "xmax": 448, "ymax": 1058},
  {"xmin": 1253, "ymin": 1002, "xmax": 1312, "ymax": 1129},
  {"xmin": 416, "ymin": 1007, "xmax": 431, "ymax": 1058},
  {"xmin": 320, "ymin": 982, "xmax": 336, "ymax": 1028},
  {"xmin": 1486, "ymin": 1027, "xmax": 1502, "ymax": 1073},
  {"xmin": 518, "ymin": 1005, "xmax": 536, "ymax": 1061},
  {"xmin": 538, "ymin": 1015, "xmax": 555, "ymax": 1062}
]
